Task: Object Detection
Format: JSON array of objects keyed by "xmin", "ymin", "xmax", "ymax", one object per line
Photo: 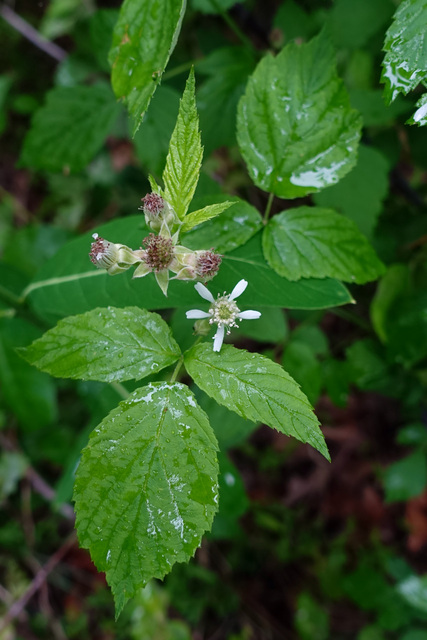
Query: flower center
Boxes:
[
  {"xmin": 143, "ymin": 233, "xmax": 174, "ymax": 272},
  {"xmin": 141, "ymin": 193, "xmax": 164, "ymax": 217},
  {"xmin": 209, "ymin": 296, "xmax": 240, "ymax": 328}
]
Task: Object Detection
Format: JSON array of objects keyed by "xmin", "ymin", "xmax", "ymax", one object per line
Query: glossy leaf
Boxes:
[
  {"xmin": 237, "ymin": 31, "xmax": 362, "ymax": 199},
  {"xmin": 184, "ymin": 343, "xmax": 329, "ymax": 460},
  {"xmin": 109, "ymin": 0, "xmax": 186, "ymax": 135},
  {"xmin": 180, "ymin": 202, "xmax": 234, "ymax": 233},
  {"xmin": 20, "ymin": 85, "xmax": 121, "ymax": 173},
  {"xmin": 408, "ymin": 94, "xmax": 427, "ymax": 126},
  {"xmin": 74, "ymin": 382, "xmax": 218, "ymax": 616},
  {"xmin": 381, "ymin": 0, "xmax": 427, "ymax": 104},
  {"xmin": 19, "ymin": 307, "xmax": 181, "ymax": 383},
  {"xmin": 163, "ymin": 69, "xmax": 203, "ymax": 219},
  {"xmin": 263, "ymin": 206, "xmax": 385, "ymax": 283},
  {"xmin": 24, "ymin": 216, "xmax": 352, "ymax": 324},
  {"xmin": 313, "ymin": 145, "xmax": 390, "ymax": 238}
]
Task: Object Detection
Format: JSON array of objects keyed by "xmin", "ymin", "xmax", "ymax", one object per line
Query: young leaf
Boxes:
[
  {"xmin": 19, "ymin": 307, "xmax": 181, "ymax": 383},
  {"xmin": 73, "ymin": 382, "xmax": 219, "ymax": 616},
  {"xmin": 20, "ymin": 85, "xmax": 121, "ymax": 173},
  {"xmin": 381, "ymin": 0, "xmax": 427, "ymax": 105},
  {"xmin": 109, "ymin": 0, "xmax": 186, "ymax": 136},
  {"xmin": 163, "ymin": 69, "xmax": 203, "ymax": 219},
  {"xmin": 184, "ymin": 343, "xmax": 329, "ymax": 460},
  {"xmin": 237, "ymin": 31, "xmax": 362, "ymax": 199},
  {"xmin": 263, "ymin": 206, "xmax": 385, "ymax": 284},
  {"xmin": 180, "ymin": 202, "xmax": 234, "ymax": 233}
]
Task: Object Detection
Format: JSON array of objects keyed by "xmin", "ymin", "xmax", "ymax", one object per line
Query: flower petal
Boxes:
[
  {"xmin": 229, "ymin": 279, "xmax": 248, "ymax": 300},
  {"xmin": 186, "ymin": 310, "xmax": 211, "ymax": 319},
  {"xmin": 238, "ymin": 310, "xmax": 261, "ymax": 320},
  {"xmin": 213, "ymin": 325, "xmax": 225, "ymax": 352},
  {"xmin": 195, "ymin": 282, "xmax": 214, "ymax": 303}
]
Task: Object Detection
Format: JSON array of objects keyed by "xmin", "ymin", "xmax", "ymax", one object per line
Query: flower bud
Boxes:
[
  {"xmin": 142, "ymin": 233, "xmax": 175, "ymax": 272},
  {"xmin": 89, "ymin": 234, "xmax": 139, "ymax": 275},
  {"xmin": 140, "ymin": 193, "xmax": 179, "ymax": 232},
  {"xmin": 194, "ymin": 249, "xmax": 222, "ymax": 281}
]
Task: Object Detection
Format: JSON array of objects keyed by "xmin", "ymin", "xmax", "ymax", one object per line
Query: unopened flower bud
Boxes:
[
  {"xmin": 194, "ymin": 249, "xmax": 222, "ymax": 281},
  {"xmin": 142, "ymin": 233, "xmax": 175, "ymax": 272},
  {"xmin": 140, "ymin": 193, "xmax": 179, "ymax": 232}
]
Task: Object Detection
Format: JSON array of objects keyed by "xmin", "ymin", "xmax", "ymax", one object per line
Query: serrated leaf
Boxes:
[
  {"xmin": 74, "ymin": 382, "xmax": 219, "ymax": 616},
  {"xmin": 109, "ymin": 0, "xmax": 186, "ymax": 135},
  {"xmin": 381, "ymin": 0, "xmax": 427, "ymax": 104},
  {"xmin": 237, "ymin": 31, "xmax": 362, "ymax": 199},
  {"xmin": 180, "ymin": 202, "xmax": 234, "ymax": 233},
  {"xmin": 263, "ymin": 206, "xmax": 385, "ymax": 284},
  {"xmin": 20, "ymin": 85, "xmax": 121, "ymax": 173},
  {"xmin": 184, "ymin": 343, "xmax": 329, "ymax": 460},
  {"xmin": 197, "ymin": 47, "xmax": 256, "ymax": 155},
  {"xmin": 407, "ymin": 93, "xmax": 427, "ymax": 126},
  {"xmin": 23, "ymin": 217, "xmax": 352, "ymax": 324},
  {"xmin": 163, "ymin": 69, "xmax": 203, "ymax": 219},
  {"xmin": 313, "ymin": 145, "xmax": 390, "ymax": 238},
  {"xmin": 19, "ymin": 307, "xmax": 181, "ymax": 383}
]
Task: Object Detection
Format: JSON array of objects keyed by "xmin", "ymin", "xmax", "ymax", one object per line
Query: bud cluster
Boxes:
[{"xmin": 89, "ymin": 193, "xmax": 222, "ymax": 296}]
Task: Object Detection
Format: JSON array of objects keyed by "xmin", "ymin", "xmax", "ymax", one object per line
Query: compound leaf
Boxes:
[
  {"xmin": 185, "ymin": 343, "xmax": 329, "ymax": 460},
  {"xmin": 74, "ymin": 382, "xmax": 218, "ymax": 616},
  {"xmin": 19, "ymin": 307, "xmax": 181, "ymax": 382}
]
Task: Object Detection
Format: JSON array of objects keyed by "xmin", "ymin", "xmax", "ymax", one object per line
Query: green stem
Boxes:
[
  {"xmin": 0, "ymin": 283, "xmax": 23, "ymax": 306},
  {"xmin": 162, "ymin": 60, "xmax": 197, "ymax": 81},
  {"xmin": 263, "ymin": 193, "xmax": 274, "ymax": 223},
  {"xmin": 110, "ymin": 381, "xmax": 130, "ymax": 399},
  {"xmin": 332, "ymin": 308, "xmax": 372, "ymax": 332},
  {"xmin": 208, "ymin": 0, "xmax": 254, "ymax": 52},
  {"xmin": 170, "ymin": 356, "xmax": 184, "ymax": 383}
]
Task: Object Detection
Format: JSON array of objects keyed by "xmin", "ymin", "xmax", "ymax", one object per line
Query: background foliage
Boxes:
[{"xmin": 1, "ymin": 0, "xmax": 427, "ymax": 637}]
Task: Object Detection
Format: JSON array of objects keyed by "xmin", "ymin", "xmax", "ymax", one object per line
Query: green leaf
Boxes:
[
  {"xmin": 24, "ymin": 217, "xmax": 353, "ymax": 324},
  {"xmin": 407, "ymin": 93, "xmax": 427, "ymax": 127},
  {"xmin": 89, "ymin": 10, "xmax": 119, "ymax": 72},
  {"xmin": 313, "ymin": 145, "xmax": 390, "ymax": 238},
  {"xmin": 180, "ymin": 202, "xmax": 234, "ymax": 233},
  {"xmin": 74, "ymin": 382, "xmax": 218, "ymax": 616},
  {"xmin": 328, "ymin": 0, "xmax": 394, "ymax": 50},
  {"xmin": 295, "ymin": 592, "xmax": 330, "ymax": 640},
  {"xmin": 184, "ymin": 343, "xmax": 329, "ymax": 460},
  {"xmin": 19, "ymin": 307, "xmax": 181, "ymax": 383},
  {"xmin": 262, "ymin": 206, "xmax": 385, "ymax": 283},
  {"xmin": 210, "ymin": 453, "xmax": 249, "ymax": 539},
  {"xmin": 163, "ymin": 69, "xmax": 203, "ymax": 219},
  {"xmin": 282, "ymin": 341, "xmax": 322, "ymax": 405},
  {"xmin": 370, "ymin": 264, "xmax": 410, "ymax": 342},
  {"xmin": 349, "ymin": 89, "xmax": 412, "ymax": 127},
  {"xmin": 191, "ymin": 0, "xmax": 237, "ymax": 15},
  {"xmin": 183, "ymin": 195, "xmax": 262, "ymax": 253},
  {"xmin": 396, "ymin": 423, "xmax": 427, "ymax": 447},
  {"xmin": 20, "ymin": 85, "xmax": 121, "ymax": 173},
  {"xmin": 109, "ymin": 0, "xmax": 186, "ymax": 135},
  {"xmin": 133, "ymin": 86, "xmax": 180, "ymax": 176},
  {"xmin": 381, "ymin": 0, "xmax": 427, "ymax": 104},
  {"xmin": 197, "ymin": 47, "xmax": 256, "ymax": 155},
  {"xmin": 383, "ymin": 451, "xmax": 427, "ymax": 503},
  {"xmin": 237, "ymin": 31, "xmax": 362, "ymax": 199},
  {"xmin": 237, "ymin": 307, "xmax": 288, "ymax": 344},
  {"xmin": 397, "ymin": 576, "xmax": 427, "ymax": 613},
  {"xmin": 0, "ymin": 318, "xmax": 57, "ymax": 431},
  {"xmin": 273, "ymin": 1, "xmax": 315, "ymax": 43}
]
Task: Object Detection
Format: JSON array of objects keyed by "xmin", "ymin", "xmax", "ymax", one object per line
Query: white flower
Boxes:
[{"xmin": 186, "ymin": 279, "xmax": 261, "ymax": 352}]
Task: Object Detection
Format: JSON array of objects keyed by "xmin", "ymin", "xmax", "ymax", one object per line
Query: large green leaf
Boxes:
[
  {"xmin": 74, "ymin": 382, "xmax": 218, "ymax": 616},
  {"xmin": 0, "ymin": 318, "xmax": 57, "ymax": 431},
  {"xmin": 197, "ymin": 47, "xmax": 256, "ymax": 156},
  {"xmin": 109, "ymin": 0, "xmax": 186, "ymax": 135},
  {"xmin": 20, "ymin": 85, "xmax": 121, "ymax": 173},
  {"xmin": 262, "ymin": 206, "xmax": 385, "ymax": 283},
  {"xmin": 163, "ymin": 69, "xmax": 203, "ymax": 220},
  {"xmin": 184, "ymin": 343, "xmax": 329, "ymax": 460},
  {"xmin": 19, "ymin": 307, "xmax": 181, "ymax": 383},
  {"xmin": 381, "ymin": 0, "xmax": 427, "ymax": 105},
  {"xmin": 23, "ymin": 216, "xmax": 352, "ymax": 324},
  {"xmin": 237, "ymin": 31, "xmax": 362, "ymax": 199}
]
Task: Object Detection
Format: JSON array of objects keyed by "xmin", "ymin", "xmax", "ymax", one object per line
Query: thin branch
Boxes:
[
  {"xmin": 0, "ymin": 533, "xmax": 76, "ymax": 633},
  {"xmin": 0, "ymin": 5, "xmax": 66, "ymax": 62}
]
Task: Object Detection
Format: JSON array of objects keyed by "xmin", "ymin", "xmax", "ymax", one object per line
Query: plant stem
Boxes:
[
  {"xmin": 110, "ymin": 381, "xmax": 130, "ymax": 399},
  {"xmin": 170, "ymin": 356, "xmax": 184, "ymax": 383},
  {"xmin": 0, "ymin": 283, "xmax": 23, "ymax": 306},
  {"xmin": 0, "ymin": 5, "xmax": 66, "ymax": 62},
  {"xmin": 331, "ymin": 308, "xmax": 372, "ymax": 332},
  {"xmin": 163, "ymin": 60, "xmax": 197, "ymax": 81},
  {"xmin": 208, "ymin": 0, "xmax": 254, "ymax": 52},
  {"xmin": 263, "ymin": 193, "xmax": 274, "ymax": 223}
]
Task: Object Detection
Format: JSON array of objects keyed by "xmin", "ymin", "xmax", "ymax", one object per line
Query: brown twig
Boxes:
[
  {"xmin": 0, "ymin": 533, "xmax": 76, "ymax": 632},
  {"xmin": 0, "ymin": 5, "xmax": 66, "ymax": 62}
]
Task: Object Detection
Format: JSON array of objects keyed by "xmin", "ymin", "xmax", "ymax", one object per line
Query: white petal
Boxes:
[
  {"xmin": 195, "ymin": 282, "xmax": 214, "ymax": 303},
  {"xmin": 186, "ymin": 310, "xmax": 211, "ymax": 319},
  {"xmin": 213, "ymin": 325, "xmax": 225, "ymax": 352},
  {"xmin": 229, "ymin": 279, "xmax": 248, "ymax": 300},
  {"xmin": 238, "ymin": 310, "xmax": 261, "ymax": 320}
]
